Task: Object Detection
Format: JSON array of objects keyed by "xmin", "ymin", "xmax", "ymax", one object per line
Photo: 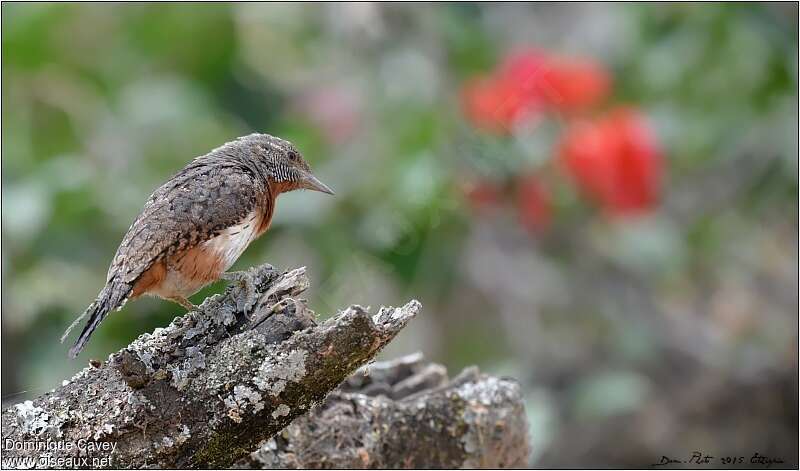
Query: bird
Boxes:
[{"xmin": 61, "ymin": 133, "xmax": 333, "ymax": 359}]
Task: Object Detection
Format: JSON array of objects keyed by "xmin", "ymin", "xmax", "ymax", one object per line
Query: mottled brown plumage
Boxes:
[{"xmin": 62, "ymin": 133, "xmax": 333, "ymax": 358}]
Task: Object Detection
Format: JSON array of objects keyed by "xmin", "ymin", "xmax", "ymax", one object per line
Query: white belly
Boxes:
[{"xmin": 202, "ymin": 210, "xmax": 260, "ymax": 271}]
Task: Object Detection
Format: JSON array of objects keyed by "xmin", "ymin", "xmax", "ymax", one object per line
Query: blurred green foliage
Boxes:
[{"xmin": 2, "ymin": 3, "xmax": 797, "ymax": 466}]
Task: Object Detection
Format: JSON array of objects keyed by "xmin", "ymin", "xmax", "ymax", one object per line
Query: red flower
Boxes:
[
  {"xmin": 460, "ymin": 49, "xmax": 549, "ymax": 133},
  {"xmin": 558, "ymin": 108, "xmax": 662, "ymax": 216},
  {"xmin": 461, "ymin": 48, "xmax": 611, "ymax": 133},
  {"xmin": 496, "ymin": 48, "xmax": 551, "ymax": 100},
  {"xmin": 461, "ymin": 75, "xmax": 542, "ymax": 134},
  {"xmin": 538, "ymin": 56, "xmax": 611, "ymax": 113},
  {"xmin": 498, "ymin": 48, "xmax": 610, "ymax": 113},
  {"xmin": 516, "ymin": 174, "xmax": 552, "ymax": 233}
]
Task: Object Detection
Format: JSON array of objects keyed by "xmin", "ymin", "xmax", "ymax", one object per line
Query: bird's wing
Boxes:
[{"xmin": 108, "ymin": 162, "xmax": 261, "ymax": 285}]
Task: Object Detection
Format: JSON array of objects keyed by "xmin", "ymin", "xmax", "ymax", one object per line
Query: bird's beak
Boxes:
[{"xmin": 301, "ymin": 172, "xmax": 335, "ymax": 195}]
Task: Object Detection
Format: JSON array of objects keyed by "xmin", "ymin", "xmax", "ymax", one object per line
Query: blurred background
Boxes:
[{"xmin": 2, "ymin": 3, "xmax": 797, "ymax": 467}]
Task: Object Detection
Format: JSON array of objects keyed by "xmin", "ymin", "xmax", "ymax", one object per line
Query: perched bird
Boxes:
[{"xmin": 61, "ymin": 133, "xmax": 333, "ymax": 358}]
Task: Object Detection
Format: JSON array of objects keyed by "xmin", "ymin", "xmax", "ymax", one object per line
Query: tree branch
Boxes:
[
  {"xmin": 1, "ymin": 264, "xmax": 420, "ymax": 468},
  {"xmin": 243, "ymin": 353, "xmax": 531, "ymax": 469}
]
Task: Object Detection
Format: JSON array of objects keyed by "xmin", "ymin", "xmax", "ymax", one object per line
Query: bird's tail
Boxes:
[{"xmin": 61, "ymin": 281, "xmax": 131, "ymax": 359}]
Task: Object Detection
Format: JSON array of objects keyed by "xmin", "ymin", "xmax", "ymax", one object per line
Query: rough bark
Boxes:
[
  {"xmin": 1, "ymin": 264, "xmax": 420, "ymax": 468},
  {"xmin": 242, "ymin": 353, "xmax": 531, "ymax": 469}
]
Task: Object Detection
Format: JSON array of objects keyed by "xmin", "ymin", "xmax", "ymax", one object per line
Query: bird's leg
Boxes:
[{"xmin": 168, "ymin": 296, "xmax": 198, "ymax": 312}]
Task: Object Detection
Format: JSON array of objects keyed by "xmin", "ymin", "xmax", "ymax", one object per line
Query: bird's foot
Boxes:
[{"xmin": 169, "ymin": 296, "xmax": 198, "ymax": 312}]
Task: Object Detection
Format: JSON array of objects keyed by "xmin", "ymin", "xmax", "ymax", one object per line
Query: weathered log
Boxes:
[
  {"xmin": 243, "ymin": 353, "xmax": 531, "ymax": 469},
  {"xmin": 1, "ymin": 264, "xmax": 420, "ymax": 468}
]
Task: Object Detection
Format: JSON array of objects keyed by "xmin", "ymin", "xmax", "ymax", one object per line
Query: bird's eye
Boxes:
[{"xmin": 288, "ymin": 151, "xmax": 298, "ymax": 162}]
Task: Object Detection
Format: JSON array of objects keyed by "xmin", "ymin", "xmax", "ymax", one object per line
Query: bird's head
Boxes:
[{"xmin": 239, "ymin": 133, "xmax": 334, "ymax": 195}]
